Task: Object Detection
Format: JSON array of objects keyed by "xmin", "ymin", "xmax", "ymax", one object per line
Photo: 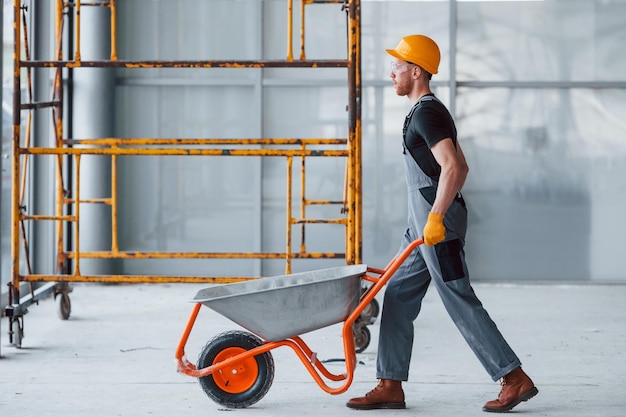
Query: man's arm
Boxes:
[
  {"xmin": 430, "ymin": 138, "xmax": 469, "ymax": 215},
  {"xmin": 422, "ymin": 138, "xmax": 468, "ymax": 246}
]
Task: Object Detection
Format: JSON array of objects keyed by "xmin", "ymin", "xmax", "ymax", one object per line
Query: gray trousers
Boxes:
[{"xmin": 376, "ymin": 220, "xmax": 521, "ymax": 382}]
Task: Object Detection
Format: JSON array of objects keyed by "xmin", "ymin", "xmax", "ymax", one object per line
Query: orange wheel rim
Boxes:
[{"xmin": 212, "ymin": 347, "xmax": 259, "ymax": 394}]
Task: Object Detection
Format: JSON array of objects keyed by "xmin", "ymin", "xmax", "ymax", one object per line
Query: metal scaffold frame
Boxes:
[{"xmin": 5, "ymin": 0, "xmax": 362, "ymax": 347}]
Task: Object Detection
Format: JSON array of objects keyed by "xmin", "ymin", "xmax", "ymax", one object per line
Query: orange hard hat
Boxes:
[{"xmin": 386, "ymin": 34, "xmax": 440, "ymax": 75}]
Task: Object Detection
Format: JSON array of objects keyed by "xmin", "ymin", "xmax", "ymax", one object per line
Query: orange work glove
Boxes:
[{"xmin": 423, "ymin": 212, "xmax": 445, "ymax": 246}]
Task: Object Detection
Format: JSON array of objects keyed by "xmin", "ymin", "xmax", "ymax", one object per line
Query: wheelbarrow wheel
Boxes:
[
  {"xmin": 197, "ymin": 330, "xmax": 274, "ymax": 409},
  {"xmin": 360, "ymin": 298, "xmax": 380, "ymax": 325},
  {"xmin": 353, "ymin": 319, "xmax": 371, "ymax": 354}
]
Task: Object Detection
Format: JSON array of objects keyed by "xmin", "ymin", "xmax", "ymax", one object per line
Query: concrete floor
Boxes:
[{"xmin": 1, "ymin": 281, "xmax": 625, "ymax": 417}]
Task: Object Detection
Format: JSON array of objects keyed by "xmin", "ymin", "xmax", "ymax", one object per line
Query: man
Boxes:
[{"xmin": 346, "ymin": 34, "xmax": 538, "ymax": 413}]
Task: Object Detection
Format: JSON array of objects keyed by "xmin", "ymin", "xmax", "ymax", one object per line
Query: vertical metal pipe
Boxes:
[
  {"xmin": 299, "ymin": 0, "xmax": 306, "ymax": 60},
  {"xmin": 74, "ymin": 0, "xmax": 81, "ymax": 61},
  {"xmin": 10, "ymin": 0, "xmax": 21, "ymax": 299},
  {"xmin": 17, "ymin": 4, "xmax": 46, "ymax": 253},
  {"xmin": 66, "ymin": 0, "xmax": 75, "ymax": 273},
  {"xmin": 111, "ymin": 152, "xmax": 118, "ymax": 253},
  {"xmin": 56, "ymin": 0, "xmax": 63, "ymax": 58},
  {"xmin": 18, "ymin": 7, "xmax": 32, "ymax": 204},
  {"xmin": 299, "ymin": 145, "xmax": 306, "ymax": 253},
  {"xmin": 18, "ymin": 117, "xmax": 31, "ymax": 203},
  {"xmin": 345, "ymin": 5, "xmax": 355, "ymax": 265},
  {"xmin": 74, "ymin": 155, "xmax": 81, "ymax": 275},
  {"xmin": 285, "ymin": 156, "xmax": 293, "ymax": 274},
  {"xmin": 110, "ymin": 0, "xmax": 117, "ymax": 60},
  {"xmin": 54, "ymin": 2, "xmax": 65, "ymax": 272},
  {"xmin": 287, "ymin": 0, "xmax": 294, "ymax": 61},
  {"xmin": 449, "ymin": 0, "xmax": 457, "ymax": 117},
  {"xmin": 253, "ymin": 0, "xmax": 264, "ymax": 276},
  {"xmin": 345, "ymin": 0, "xmax": 362, "ymax": 265},
  {"xmin": 353, "ymin": 0, "xmax": 362, "ymax": 264}
]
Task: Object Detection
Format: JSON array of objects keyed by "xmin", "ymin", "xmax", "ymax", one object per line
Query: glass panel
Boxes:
[
  {"xmin": 361, "ymin": 1, "xmax": 450, "ymax": 80},
  {"xmin": 116, "ymin": 85, "xmax": 261, "ymax": 276},
  {"xmin": 118, "ymin": 0, "xmax": 261, "ymax": 61},
  {"xmin": 360, "ymin": 1, "xmax": 626, "ymax": 282},
  {"xmin": 456, "ymin": 87, "xmax": 626, "ymax": 281},
  {"xmin": 457, "ymin": 0, "xmax": 626, "ymax": 82},
  {"xmin": 263, "ymin": 86, "xmax": 349, "ymax": 137},
  {"xmin": 264, "ymin": 0, "xmax": 348, "ymax": 61}
]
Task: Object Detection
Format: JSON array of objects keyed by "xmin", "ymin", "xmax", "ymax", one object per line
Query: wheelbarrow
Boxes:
[{"xmin": 175, "ymin": 238, "xmax": 424, "ymax": 408}]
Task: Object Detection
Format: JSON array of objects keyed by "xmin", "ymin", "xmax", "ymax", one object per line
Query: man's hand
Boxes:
[{"xmin": 423, "ymin": 212, "xmax": 445, "ymax": 246}]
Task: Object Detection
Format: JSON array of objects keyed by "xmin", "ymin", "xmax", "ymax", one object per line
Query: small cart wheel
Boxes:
[
  {"xmin": 360, "ymin": 298, "xmax": 380, "ymax": 325},
  {"xmin": 353, "ymin": 320, "xmax": 371, "ymax": 354},
  {"xmin": 197, "ymin": 330, "xmax": 274, "ymax": 408},
  {"xmin": 55, "ymin": 292, "xmax": 71, "ymax": 320},
  {"xmin": 10, "ymin": 317, "xmax": 24, "ymax": 348}
]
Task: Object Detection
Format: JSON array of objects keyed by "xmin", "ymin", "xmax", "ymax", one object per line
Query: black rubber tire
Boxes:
[
  {"xmin": 360, "ymin": 298, "xmax": 380, "ymax": 325},
  {"xmin": 56, "ymin": 292, "xmax": 71, "ymax": 320},
  {"xmin": 353, "ymin": 321, "xmax": 371, "ymax": 354},
  {"xmin": 197, "ymin": 330, "xmax": 274, "ymax": 408},
  {"xmin": 11, "ymin": 317, "xmax": 24, "ymax": 348}
]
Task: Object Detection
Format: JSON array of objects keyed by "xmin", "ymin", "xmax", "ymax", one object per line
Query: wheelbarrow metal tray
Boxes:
[{"xmin": 192, "ymin": 264, "xmax": 367, "ymax": 341}]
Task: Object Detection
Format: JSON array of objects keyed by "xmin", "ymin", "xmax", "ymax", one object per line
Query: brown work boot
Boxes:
[
  {"xmin": 346, "ymin": 379, "xmax": 406, "ymax": 410},
  {"xmin": 483, "ymin": 367, "xmax": 538, "ymax": 413}
]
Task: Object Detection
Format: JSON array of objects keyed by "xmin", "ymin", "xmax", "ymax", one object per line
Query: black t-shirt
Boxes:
[{"xmin": 403, "ymin": 94, "xmax": 457, "ymax": 180}]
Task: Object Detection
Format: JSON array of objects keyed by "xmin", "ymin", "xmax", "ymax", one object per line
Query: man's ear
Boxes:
[{"xmin": 412, "ymin": 65, "xmax": 421, "ymax": 79}]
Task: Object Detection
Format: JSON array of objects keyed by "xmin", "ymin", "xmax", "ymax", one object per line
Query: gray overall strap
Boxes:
[{"xmin": 406, "ymin": 94, "xmax": 438, "ymax": 120}]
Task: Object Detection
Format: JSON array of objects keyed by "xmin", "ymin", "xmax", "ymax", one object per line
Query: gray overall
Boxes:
[{"xmin": 376, "ymin": 96, "xmax": 521, "ymax": 382}]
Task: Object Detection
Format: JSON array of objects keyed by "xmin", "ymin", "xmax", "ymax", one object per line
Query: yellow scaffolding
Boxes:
[{"xmin": 6, "ymin": 0, "xmax": 362, "ymax": 344}]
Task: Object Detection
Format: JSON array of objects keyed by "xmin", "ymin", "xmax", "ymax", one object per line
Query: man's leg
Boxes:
[
  {"xmin": 376, "ymin": 249, "xmax": 430, "ymax": 381},
  {"xmin": 423, "ymin": 240, "xmax": 538, "ymax": 412},
  {"xmin": 347, "ymin": 230, "xmax": 430, "ymax": 410},
  {"xmin": 425, "ymin": 242, "xmax": 520, "ymax": 380}
]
